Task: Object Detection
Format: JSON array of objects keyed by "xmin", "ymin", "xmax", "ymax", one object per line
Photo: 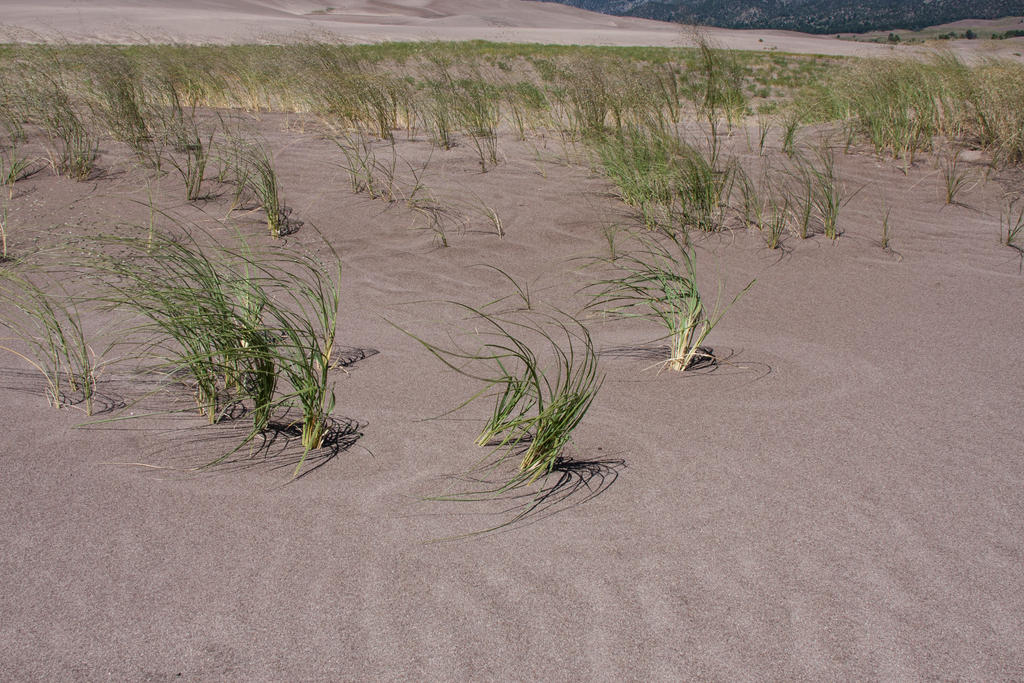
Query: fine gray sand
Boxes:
[
  {"xmin": 2, "ymin": 109, "xmax": 1023, "ymax": 678},
  {"xmin": 1, "ymin": 2, "xmax": 1023, "ymax": 679}
]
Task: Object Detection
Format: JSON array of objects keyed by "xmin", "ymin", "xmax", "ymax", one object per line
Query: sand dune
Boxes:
[
  {"xmin": 0, "ymin": 0, "xmax": 925, "ymax": 56},
  {"xmin": 4, "ymin": 0, "xmax": 1019, "ymax": 61}
]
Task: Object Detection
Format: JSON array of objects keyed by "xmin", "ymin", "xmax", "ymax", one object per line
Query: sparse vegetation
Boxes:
[
  {"xmin": 1, "ymin": 147, "xmax": 33, "ymax": 186},
  {"xmin": 764, "ymin": 194, "xmax": 789, "ymax": 250},
  {"xmin": 159, "ymin": 89, "xmax": 211, "ymax": 201},
  {"xmin": 58, "ymin": 224, "xmax": 345, "ymax": 476},
  {"xmin": 402, "ymin": 286, "xmax": 603, "ymax": 491},
  {"xmin": 239, "ymin": 142, "xmax": 291, "ymax": 238},
  {"xmin": 0, "ymin": 36, "xmax": 1019, "ymax": 512},
  {"xmin": 587, "ymin": 231, "xmax": 754, "ymax": 372},
  {"xmin": 2, "ymin": 23, "xmax": 1024, "ymax": 679},
  {"xmin": 0, "ymin": 270, "xmax": 99, "ymax": 414},
  {"xmin": 35, "ymin": 82, "xmax": 99, "ymax": 180},
  {"xmin": 333, "ymin": 132, "xmax": 401, "ymax": 202},
  {"xmin": 881, "ymin": 206, "xmax": 893, "ymax": 252},
  {"xmin": 799, "ymin": 53, "xmax": 1024, "ymax": 167},
  {"xmin": 1002, "ymin": 197, "xmax": 1024, "ymax": 252},
  {"xmin": 940, "ymin": 148, "xmax": 970, "ymax": 205},
  {"xmin": 596, "ymin": 124, "xmax": 738, "ymax": 234},
  {"xmin": 786, "ymin": 146, "xmax": 848, "ymax": 240},
  {"xmin": 0, "ymin": 197, "xmax": 8, "ymax": 261}
]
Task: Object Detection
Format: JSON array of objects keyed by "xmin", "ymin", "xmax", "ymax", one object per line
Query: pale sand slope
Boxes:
[
  {"xmin": 1, "ymin": 114, "xmax": 1023, "ymax": 678},
  {"xmin": 4, "ymin": 0, "xmax": 1019, "ymax": 60}
]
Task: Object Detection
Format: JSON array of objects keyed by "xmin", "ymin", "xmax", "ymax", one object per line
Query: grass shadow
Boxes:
[
  {"xmin": 200, "ymin": 414, "xmax": 366, "ymax": 479},
  {"xmin": 599, "ymin": 345, "xmax": 773, "ymax": 383},
  {"xmin": 332, "ymin": 345, "xmax": 379, "ymax": 369},
  {"xmin": 96, "ymin": 409, "xmax": 366, "ymax": 480},
  {"xmin": 0, "ymin": 365, "xmax": 126, "ymax": 415},
  {"xmin": 68, "ymin": 367, "xmax": 367, "ymax": 479},
  {"xmin": 432, "ymin": 448, "xmax": 626, "ymax": 540}
]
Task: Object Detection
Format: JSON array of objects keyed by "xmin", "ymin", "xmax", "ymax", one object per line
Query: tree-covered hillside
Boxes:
[{"xmin": 542, "ymin": 0, "xmax": 1024, "ymax": 34}]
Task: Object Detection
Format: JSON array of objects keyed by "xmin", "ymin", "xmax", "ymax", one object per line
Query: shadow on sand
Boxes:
[{"xmin": 431, "ymin": 446, "xmax": 627, "ymax": 540}]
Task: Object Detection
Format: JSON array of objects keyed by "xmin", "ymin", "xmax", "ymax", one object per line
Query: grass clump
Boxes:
[
  {"xmin": 94, "ymin": 229, "xmax": 264, "ymax": 425},
  {"xmin": 87, "ymin": 226, "xmax": 342, "ymax": 475},
  {"xmin": 556, "ymin": 56, "xmax": 626, "ymax": 138},
  {"xmin": 785, "ymin": 160, "xmax": 816, "ymax": 239},
  {"xmin": 420, "ymin": 79, "xmax": 457, "ymax": 150},
  {"xmin": 504, "ymin": 80, "xmax": 547, "ymax": 141},
  {"xmin": 596, "ymin": 126, "xmax": 677, "ymax": 228},
  {"xmin": 332, "ymin": 132, "xmax": 404, "ymax": 203},
  {"xmin": 157, "ymin": 87, "xmax": 211, "ymax": 201},
  {"xmin": 0, "ymin": 270, "xmax": 99, "ymax": 414},
  {"xmin": 837, "ymin": 58, "xmax": 940, "ymax": 166},
  {"xmin": 806, "ymin": 146, "xmax": 844, "ymax": 239},
  {"xmin": 939, "ymin": 147, "xmax": 971, "ymax": 205},
  {"xmin": 781, "ymin": 114, "xmax": 800, "ymax": 157},
  {"xmin": 230, "ymin": 141, "xmax": 292, "ymax": 238},
  {"xmin": 596, "ymin": 126, "xmax": 737, "ymax": 233},
  {"xmin": 1002, "ymin": 197, "xmax": 1024, "ymax": 252},
  {"xmin": 35, "ymin": 83, "xmax": 99, "ymax": 180},
  {"xmin": 694, "ymin": 38, "xmax": 747, "ymax": 129},
  {"xmin": 674, "ymin": 141, "xmax": 736, "ymax": 233},
  {"xmin": 786, "ymin": 146, "xmax": 848, "ymax": 239},
  {"xmin": 83, "ymin": 49, "xmax": 160, "ymax": 168},
  {"xmin": 402, "ymin": 278, "xmax": 603, "ymax": 491},
  {"xmin": 587, "ymin": 231, "xmax": 753, "ymax": 372},
  {"xmin": 1, "ymin": 147, "xmax": 33, "ymax": 187},
  {"xmin": 736, "ymin": 162, "xmax": 791, "ymax": 248},
  {"xmin": 763, "ymin": 194, "xmax": 790, "ymax": 250},
  {"xmin": 447, "ymin": 75, "xmax": 501, "ymax": 172},
  {"xmin": 261, "ymin": 245, "xmax": 341, "ymax": 459}
]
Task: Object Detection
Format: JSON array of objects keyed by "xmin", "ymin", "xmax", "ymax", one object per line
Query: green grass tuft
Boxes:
[{"xmin": 587, "ymin": 231, "xmax": 753, "ymax": 372}]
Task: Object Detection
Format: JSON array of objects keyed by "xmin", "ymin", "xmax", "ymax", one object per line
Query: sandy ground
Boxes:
[
  {"xmin": 1, "ymin": 106, "xmax": 1023, "ymax": 678},
  {"xmin": 1, "ymin": 1, "xmax": 1024, "ymax": 678},
  {"xmin": 3, "ymin": 0, "xmax": 1024, "ymax": 61}
]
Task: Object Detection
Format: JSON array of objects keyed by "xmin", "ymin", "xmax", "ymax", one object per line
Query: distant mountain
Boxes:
[{"xmin": 539, "ymin": 0, "xmax": 1024, "ymax": 34}]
